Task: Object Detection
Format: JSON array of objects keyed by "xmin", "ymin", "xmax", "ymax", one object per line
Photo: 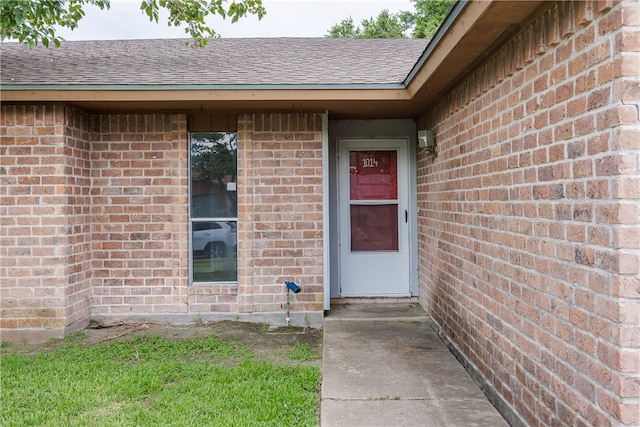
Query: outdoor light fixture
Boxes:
[{"xmin": 418, "ymin": 129, "xmax": 437, "ymax": 156}]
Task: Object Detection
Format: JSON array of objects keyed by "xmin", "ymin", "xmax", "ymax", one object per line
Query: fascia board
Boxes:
[
  {"xmin": 0, "ymin": 87, "xmax": 412, "ymax": 102},
  {"xmin": 0, "ymin": 83, "xmax": 406, "ymax": 92}
]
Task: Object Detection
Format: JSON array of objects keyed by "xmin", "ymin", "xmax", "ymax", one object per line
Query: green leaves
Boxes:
[
  {"xmin": 360, "ymin": 9, "xmax": 410, "ymax": 39},
  {"xmin": 326, "ymin": 10, "xmax": 410, "ymax": 39},
  {"xmin": 325, "ymin": 0, "xmax": 456, "ymax": 40},
  {"xmin": 191, "ymin": 132, "xmax": 237, "ymax": 185},
  {"xmin": 411, "ymin": 0, "xmax": 456, "ymax": 39},
  {"xmin": 1, "ymin": 0, "xmax": 266, "ymax": 49},
  {"xmin": 0, "ymin": 0, "xmax": 110, "ymax": 48},
  {"xmin": 142, "ymin": 0, "xmax": 268, "ymax": 47}
]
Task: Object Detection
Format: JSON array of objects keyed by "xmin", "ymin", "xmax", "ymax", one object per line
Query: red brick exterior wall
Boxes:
[
  {"xmin": 62, "ymin": 107, "xmax": 93, "ymax": 331},
  {"xmin": 1, "ymin": 110, "xmax": 324, "ymax": 341},
  {"xmin": 90, "ymin": 114, "xmax": 190, "ymax": 319},
  {"xmin": 417, "ymin": 1, "xmax": 639, "ymax": 426},
  {"xmin": 236, "ymin": 114, "xmax": 325, "ymax": 316},
  {"xmin": 1, "ymin": 105, "xmax": 92, "ymax": 342}
]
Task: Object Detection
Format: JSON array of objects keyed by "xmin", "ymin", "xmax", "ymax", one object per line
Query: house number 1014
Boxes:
[{"xmin": 362, "ymin": 157, "xmax": 379, "ymax": 168}]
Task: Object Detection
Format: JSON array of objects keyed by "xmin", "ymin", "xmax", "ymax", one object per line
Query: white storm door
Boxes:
[{"xmin": 338, "ymin": 139, "xmax": 410, "ymax": 297}]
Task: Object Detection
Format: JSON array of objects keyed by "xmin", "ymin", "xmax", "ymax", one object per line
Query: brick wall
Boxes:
[
  {"xmin": 417, "ymin": 1, "xmax": 640, "ymax": 426},
  {"xmin": 90, "ymin": 114, "xmax": 190, "ymax": 320},
  {"xmin": 75, "ymin": 112, "xmax": 325, "ymax": 323},
  {"xmin": 1, "ymin": 109, "xmax": 325, "ymax": 340},
  {"xmin": 62, "ymin": 107, "xmax": 93, "ymax": 331},
  {"xmin": 1, "ymin": 105, "xmax": 92, "ymax": 342},
  {"xmin": 236, "ymin": 113, "xmax": 325, "ymax": 321}
]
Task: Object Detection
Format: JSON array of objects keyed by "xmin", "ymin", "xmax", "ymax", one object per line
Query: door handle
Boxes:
[{"xmin": 405, "ymin": 210, "xmax": 408, "ymax": 223}]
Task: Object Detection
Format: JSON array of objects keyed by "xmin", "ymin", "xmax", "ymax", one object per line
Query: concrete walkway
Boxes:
[{"xmin": 320, "ymin": 301, "xmax": 509, "ymax": 427}]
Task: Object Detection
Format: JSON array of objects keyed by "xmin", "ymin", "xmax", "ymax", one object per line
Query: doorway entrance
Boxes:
[{"xmin": 337, "ymin": 138, "xmax": 410, "ymax": 297}]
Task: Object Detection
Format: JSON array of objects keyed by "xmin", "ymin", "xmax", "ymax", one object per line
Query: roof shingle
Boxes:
[{"xmin": 1, "ymin": 38, "xmax": 429, "ymax": 87}]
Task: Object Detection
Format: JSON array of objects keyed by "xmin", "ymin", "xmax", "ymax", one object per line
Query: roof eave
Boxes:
[
  {"xmin": 0, "ymin": 86, "xmax": 412, "ymax": 104},
  {"xmin": 0, "ymin": 83, "xmax": 407, "ymax": 92},
  {"xmin": 403, "ymin": 0, "xmax": 469, "ymax": 85},
  {"xmin": 406, "ymin": 0, "xmax": 546, "ymax": 107},
  {"xmin": 0, "ymin": 86, "xmax": 417, "ymax": 119},
  {"xmin": 1, "ymin": 0, "xmax": 547, "ymax": 117}
]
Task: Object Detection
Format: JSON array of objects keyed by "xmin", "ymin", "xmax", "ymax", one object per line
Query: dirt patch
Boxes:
[{"xmin": 4, "ymin": 321, "xmax": 323, "ymax": 367}]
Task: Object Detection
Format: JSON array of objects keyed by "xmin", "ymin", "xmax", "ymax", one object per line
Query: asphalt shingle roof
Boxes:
[{"xmin": 1, "ymin": 38, "xmax": 429, "ymax": 87}]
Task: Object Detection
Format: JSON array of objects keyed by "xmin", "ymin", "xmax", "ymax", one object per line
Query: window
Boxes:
[
  {"xmin": 349, "ymin": 150, "xmax": 399, "ymax": 251},
  {"xmin": 189, "ymin": 132, "xmax": 237, "ymax": 282}
]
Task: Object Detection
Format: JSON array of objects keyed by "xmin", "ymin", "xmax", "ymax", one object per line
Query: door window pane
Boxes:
[
  {"xmin": 349, "ymin": 149, "xmax": 399, "ymax": 252},
  {"xmin": 349, "ymin": 151, "xmax": 397, "ymax": 200},
  {"xmin": 350, "ymin": 204, "xmax": 399, "ymax": 251}
]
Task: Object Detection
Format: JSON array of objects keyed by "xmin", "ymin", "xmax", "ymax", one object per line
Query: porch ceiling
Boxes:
[{"xmin": 1, "ymin": 1, "xmax": 545, "ymax": 119}]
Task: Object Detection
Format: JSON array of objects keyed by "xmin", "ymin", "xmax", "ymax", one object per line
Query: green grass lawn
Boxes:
[{"xmin": 1, "ymin": 333, "xmax": 320, "ymax": 426}]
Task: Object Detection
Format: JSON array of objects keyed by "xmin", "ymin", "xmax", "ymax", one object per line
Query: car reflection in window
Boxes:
[{"xmin": 192, "ymin": 222, "xmax": 237, "ymax": 259}]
